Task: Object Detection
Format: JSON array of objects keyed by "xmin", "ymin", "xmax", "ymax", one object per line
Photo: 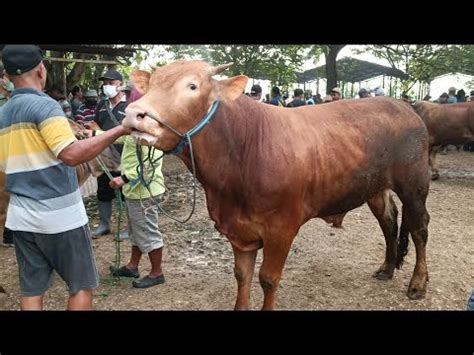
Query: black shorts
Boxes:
[
  {"xmin": 97, "ymin": 172, "xmax": 125, "ymax": 202},
  {"xmin": 12, "ymin": 224, "xmax": 99, "ymax": 297}
]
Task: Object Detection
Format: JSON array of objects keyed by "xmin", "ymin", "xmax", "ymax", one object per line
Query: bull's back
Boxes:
[{"xmin": 245, "ymin": 97, "xmax": 427, "ymax": 216}]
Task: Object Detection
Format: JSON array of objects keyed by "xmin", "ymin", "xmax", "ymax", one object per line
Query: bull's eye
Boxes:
[{"xmin": 189, "ymin": 84, "xmax": 197, "ymax": 91}]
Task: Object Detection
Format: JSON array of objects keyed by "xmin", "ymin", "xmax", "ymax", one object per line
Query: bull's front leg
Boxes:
[
  {"xmin": 258, "ymin": 237, "xmax": 293, "ymax": 310},
  {"xmin": 429, "ymin": 145, "xmax": 441, "ymax": 180},
  {"xmin": 232, "ymin": 245, "xmax": 258, "ymax": 310}
]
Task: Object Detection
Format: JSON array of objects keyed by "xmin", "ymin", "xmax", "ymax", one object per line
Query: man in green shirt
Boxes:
[
  {"xmin": 0, "ymin": 65, "xmax": 14, "ymax": 107},
  {"xmin": 107, "ymin": 85, "xmax": 166, "ymax": 289}
]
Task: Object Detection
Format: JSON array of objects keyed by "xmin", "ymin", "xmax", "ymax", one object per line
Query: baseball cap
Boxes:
[
  {"xmin": 250, "ymin": 84, "xmax": 262, "ymax": 95},
  {"xmin": 84, "ymin": 89, "xmax": 98, "ymax": 97},
  {"xmin": 1, "ymin": 45, "xmax": 43, "ymax": 75},
  {"xmin": 99, "ymin": 69, "xmax": 123, "ymax": 81}
]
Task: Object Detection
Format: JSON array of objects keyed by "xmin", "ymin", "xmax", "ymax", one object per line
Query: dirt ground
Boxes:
[{"xmin": 1, "ymin": 151, "xmax": 473, "ymax": 310}]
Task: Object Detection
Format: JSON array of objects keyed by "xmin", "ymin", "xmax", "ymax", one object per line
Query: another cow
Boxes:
[
  {"xmin": 122, "ymin": 61, "xmax": 431, "ymax": 310},
  {"xmin": 413, "ymin": 101, "xmax": 474, "ymax": 180}
]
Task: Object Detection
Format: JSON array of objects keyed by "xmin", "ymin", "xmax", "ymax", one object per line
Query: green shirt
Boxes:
[
  {"xmin": 0, "ymin": 96, "xmax": 7, "ymax": 107},
  {"xmin": 120, "ymin": 136, "xmax": 165, "ymax": 200}
]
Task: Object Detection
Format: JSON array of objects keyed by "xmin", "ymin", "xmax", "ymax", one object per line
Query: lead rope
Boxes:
[
  {"xmin": 135, "ymin": 133, "xmax": 198, "ymax": 224},
  {"xmin": 69, "ymin": 118, "xmax": 123, "ymax": 271}
]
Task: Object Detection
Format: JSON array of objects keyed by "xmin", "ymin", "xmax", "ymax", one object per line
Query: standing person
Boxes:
[
  {"xmin": 0, "ymin": 45, "xmax": 130, "ymax": 310},
  {"xmin": 83, "ymin": 69, "xmax": 128, "ymax": 238},
  {"xmin": 330, "ymin": 87, "xmax": 342, "ymax": 101},
  {"xmin": 75, "ymin": 89, "xmax": 99, "ymax": 123},
  {"xmin": 373, "ymin": 87, "xmax": 385, "ymax": 97},
  {"xmin": 249, "ymin": 84, "xmax": 262, "ymax": 101},
  {"xmin": 305, "ymin": 90, "xmax": 315, "ymax": 105},
  {"xmin": 0, "ymin": 65, "xmax": 14, "ymax": 107},
  {"xmin": 108, "ymin": 81, "xmax": 166, "ymax": 288},
  {"xmin": 456, "ymin": 89, "xmax": 466, "ymax": 103},
  {"xmin": 287, "ymin": 88, "xmax": 306, "ymax": 107},
  {"xmin": 269, "ymin": 86, "xmax": 286, "ymax": 107},
  {"xmin": 70, "ymin": 85, "xmax": 83, "ymax": 117},
  {"xmin": 358, "ymin": 88, "xmax": 369, "ymax": 98},
  {"xmin": 447, "ymin": 87, "xmax": 457, "ymax": 103}
]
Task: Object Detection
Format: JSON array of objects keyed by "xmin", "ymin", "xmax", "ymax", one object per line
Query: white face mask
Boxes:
[{"xmin": 103, "ymin": 85, "xmax": 118, "ymax": 99}]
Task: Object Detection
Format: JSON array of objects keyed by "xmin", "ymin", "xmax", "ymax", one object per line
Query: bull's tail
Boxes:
[{"xmin": 396, "ymin": 207, "xmax": 410, "ymax": 269}]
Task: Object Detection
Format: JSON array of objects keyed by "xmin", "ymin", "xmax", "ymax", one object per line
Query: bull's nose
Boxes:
[
  {"xmin": 125, "ymin": 106, "xmax": 147, "ymax": 120},
  {"xmin": 123, "ymin": 106, "xmax": 148, "ymax": 130}
]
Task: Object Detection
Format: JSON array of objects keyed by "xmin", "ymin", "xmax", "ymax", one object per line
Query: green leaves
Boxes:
[
  {"xmin": 363, "ymin": 45, "xmax": 474, "ymax": 87},
  {"xmin": 163, "ymin": 45, "xmax": 309, "ymax": 85}
]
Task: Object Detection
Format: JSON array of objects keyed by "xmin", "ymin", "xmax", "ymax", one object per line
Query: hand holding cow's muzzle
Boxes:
[{"xmin": 131, "ymin": 131, "xmax": 158, "ymax": 146}]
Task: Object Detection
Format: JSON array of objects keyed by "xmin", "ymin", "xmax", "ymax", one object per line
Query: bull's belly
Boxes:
[
  {"xmin": 317, "ymin": 195, "xmax": 368, "ymax": 217},
  {"xmin": 313, "ymin": 174, "xmax": 391, "ymax": 217},
  {"xmin": 433, "ymin": 130, "xmax": 474, "ymax": 146}
]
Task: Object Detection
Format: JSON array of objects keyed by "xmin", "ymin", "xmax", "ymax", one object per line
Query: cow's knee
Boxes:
[
  {"xmin": 259, "ymin": 273, "xmax": 277, "ymax": 292},
  {"xmin": 234, "ymin": 268, "xmax": 245, "ymax": 284}
]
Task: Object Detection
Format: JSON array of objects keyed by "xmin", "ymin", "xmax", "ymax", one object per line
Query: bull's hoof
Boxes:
[
  {"xmin": 431, "ymin": 173, "xmax": 439, "ymax": 181},
  {"xmin": 372, "ymin": 269, "xmax": 394, "ymax": 280},
  {"xmin": 407, "ymin": 287, "xmax": 426, "ymax": 300}
]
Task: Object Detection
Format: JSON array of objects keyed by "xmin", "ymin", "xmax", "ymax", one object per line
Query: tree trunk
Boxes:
[
  {"xmin": 324, "ymin": 45, "xmax": 345, "ymax": 94},
  {"xmin": 44, "ymin": 51, "xmax": 66, "ymax": 91},
  {"xmin": 66, "ymin": 53, "xmax": 90, "ymax": 92}
]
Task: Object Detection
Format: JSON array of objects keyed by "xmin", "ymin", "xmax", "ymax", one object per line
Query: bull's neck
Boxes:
[{"xmin": 177, "ymin": 96, "xmax": 265, "ymax": 186}]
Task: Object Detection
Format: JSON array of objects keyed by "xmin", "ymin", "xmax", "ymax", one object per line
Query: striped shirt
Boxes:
[
  {"xmin": 0, "ymin": 88, "xmax": 88, "ymax": 234},
  {"xmin": 75, "ymin": 103, "xmax": 97, "ymax": 122}
]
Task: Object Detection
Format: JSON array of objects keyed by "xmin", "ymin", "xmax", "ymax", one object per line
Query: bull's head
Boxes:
[{"xmin": 122, "ymin": 61, "xmax": 248, "ymax": 151}]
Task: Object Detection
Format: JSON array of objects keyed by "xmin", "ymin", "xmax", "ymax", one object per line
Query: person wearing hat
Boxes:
[
  {"xmin": 75, "ymin": 89, "xmax": 99, "ymax": 123},
  {"xmin": 447, "ymin": 87, "xmax": 457, "ymax": 104},
  {"xmin": 249, "ymin": 84, "xmax": 262, "ymax": 101},
  {"xmin": 0, "ymin": 45, "xmax": 130, "ymax": 310},
  {"xmin": 83, "ymin": 68, "xmax": 128, "ymax": 238},
  {"xmin": 323, "ymin": 95, "xmax": 333, "ymax": 103},
  {"xmin": 330, "ymin": 87, "xmax": 342, "ymax": 101}
]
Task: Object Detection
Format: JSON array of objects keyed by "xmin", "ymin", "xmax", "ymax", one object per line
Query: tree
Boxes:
[
  {"xmin": 164, "ymin": 45, "xmax": 308, "ymax": 86},
  {"xmin": 322, "ymin": 45, "xmax": 346, "ymax": 93},
  {"xmin": 358, "ymin": 45, "xmax": 472, "ymax": 95},
  {"xmin": 43, "ymin": 45, "xmax": 152, "ymax": 94}
]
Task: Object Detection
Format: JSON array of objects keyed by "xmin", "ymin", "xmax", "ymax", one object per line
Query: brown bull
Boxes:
[
  {"xmin": 122, "ymin": 61, "xmax": 431, "ymax": 310},
  {"xmin": 413, "ymin": 101, "xmax": 474, "ymax": 180}
]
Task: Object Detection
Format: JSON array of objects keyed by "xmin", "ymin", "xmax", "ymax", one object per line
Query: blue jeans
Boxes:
[{"xmin": 468, "ymin": 289, "xmax": 474, "ymax": 310}]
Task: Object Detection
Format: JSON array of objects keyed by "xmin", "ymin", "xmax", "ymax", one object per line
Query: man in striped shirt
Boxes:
[
  {"xmin": 0, "ymin": 45, "xmax": 130, "ymax": 310},
  {"xmin": 74, "ymin": 89, "xmax": 98, "ymax": 123}
]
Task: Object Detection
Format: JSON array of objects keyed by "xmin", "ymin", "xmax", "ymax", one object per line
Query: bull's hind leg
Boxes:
[
  {"xmin": 429, "ymin": 145, "xmax": 441, "ymax": 180},
  {"xmin": 259, "ymin": 237, "xmax": 293, "ymax": 310},
  {"xmin": 232, "ymin": 245, "xmax": 258, "ymax": 310},
  {"xmin": 397, "ymin": 185, "xmax": 430, "ymax": 300},
  {"xmin": 367, "ymin": 190, "xmax": 399, "ymax": 280}
]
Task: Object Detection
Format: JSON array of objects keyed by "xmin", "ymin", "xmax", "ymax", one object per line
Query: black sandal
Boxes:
[{"xmin": 109, "ymin": 265, "xmax": 140, "ymax": 278}]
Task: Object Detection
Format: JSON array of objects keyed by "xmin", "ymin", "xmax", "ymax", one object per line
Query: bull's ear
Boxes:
[
  {"xmin": 219, "ymin": 75, "xmax": 249, "ymax": 101},
  {"xmin": 130, "ymin": 70, "xmax": 152, "ymax": 95}
]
